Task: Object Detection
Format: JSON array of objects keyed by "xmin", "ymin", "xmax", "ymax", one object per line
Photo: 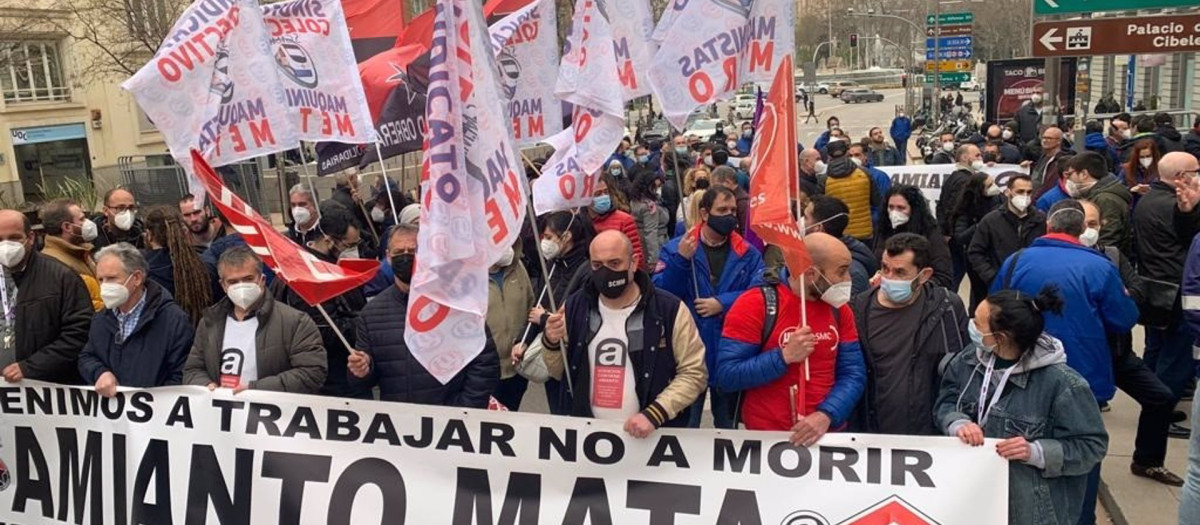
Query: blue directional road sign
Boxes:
[
  {"xmin": 926, "ymin": 36, "xmax": 973, "ymax": 48},
  {"xmin": 926, "ymin": 48, "xmax": 973, "ymax": 60}
]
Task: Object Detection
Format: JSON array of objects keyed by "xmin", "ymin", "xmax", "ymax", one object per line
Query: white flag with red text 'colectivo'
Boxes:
[
  {"xmin": 648, "ymin": 0, "xmax": 795, "ymax": 129},
  {"xmin": 123, "ymin": 0, "xmax": 300, "ymax": 200},
  {"xmin": 261, "ymin": 0, "xmax": 377, "ymax": 144},
  {"xmin": 532, "ymin": 0, "xmax": 625, "ymax": 215},
  {"xmin": 487, "ymin": 0, "xmax": 563, "ymax": 145},
  {"xmin": 406, "ymin": 0, "xmax": 528, "ymax": 384}
]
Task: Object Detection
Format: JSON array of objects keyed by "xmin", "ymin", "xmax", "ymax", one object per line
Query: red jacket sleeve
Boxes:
[{"xmin": 619, "ymin": 212, "xmax": 646, "ymax": 270}]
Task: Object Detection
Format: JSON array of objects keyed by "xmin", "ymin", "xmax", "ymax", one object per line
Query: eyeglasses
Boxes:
[{"xmin": 108, "ymin": 205, "xmax": 138, "ymax": 213}]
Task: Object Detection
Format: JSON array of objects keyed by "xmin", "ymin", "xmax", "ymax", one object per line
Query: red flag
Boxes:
[
  {"xmin": 396, "ymin": 8, "xmax": 435, "ymax": 50},
  {"xmin": 748, "ymin": 55, "xmax": 810, "ymax": 278},
  {"xmin": 344, "ymin": 0, "xmax": 409, "ymax": 62},
  {"xmin": 189, "ymin": 150, "xmax": 379, "ymax": 306}
]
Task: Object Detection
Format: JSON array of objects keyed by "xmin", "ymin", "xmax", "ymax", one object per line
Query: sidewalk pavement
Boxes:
[{"xmin": 1100, "ymin": 387, "xmax": 1188, "ymax": 525}]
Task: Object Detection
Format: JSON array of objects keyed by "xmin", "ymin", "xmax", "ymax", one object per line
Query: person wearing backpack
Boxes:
[
  {"xmin": 714, "ymin": 233, "xmax": 866, "ymax": 445},
  {"xmin": 847, "ymin": 233, "xmax": 968, "ymax": 435}
]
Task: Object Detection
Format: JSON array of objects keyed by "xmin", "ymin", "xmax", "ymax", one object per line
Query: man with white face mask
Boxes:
[
  {"xmin": 183, "ymin": 246, "xmax": 326, "ymax": 394},
  {"xmin": 78, "ymin": 243, "xmax": 194, "ymax": 396},
  {"xmin": 715, "ymin": 233, "xmax": 866, "ymax": 445},
  {"xmin": 93, "ymin": 188, "xmax": 144, "ymax": 251},
  {"xmin": 1065, "ymin": 151, "xmax": 1132, "ymax": 256},
  {"xmin": 486, "ymin": 243, "xmax": 535, "ymax": 409},
  {"xmin": 286, "ymin": 184, "xmax": 321, "ymax": 247},
  {"xmin": 39, "ymin": 198, "xmax": 103, "ymax": 311},
  {"xmin": 0, "ymin": 209, "xmax": 92, "ymax": 385},
  {"xmin": 968, "ymin": 173, "xmax": 1047, "ymax": 288},
  {"xmin": 797, "ymin": 148, "xmax": 824, "ymax": 198}
]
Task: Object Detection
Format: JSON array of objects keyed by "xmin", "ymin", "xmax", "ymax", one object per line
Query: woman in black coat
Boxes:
[
  {"xmin": 949, "ymin": 174, "xmax": 1003, "ymax": 312},
  {"xmin": 873, "ymin": 184, "xmax": 954, "ymax": 289}
]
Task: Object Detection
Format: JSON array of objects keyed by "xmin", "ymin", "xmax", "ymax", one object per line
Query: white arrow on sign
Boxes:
[
  {"xmin": 1042, "ymin": 0, "xmax": 1060, "ymax": 8},
  {"xmin": 1040, "ymin": 27, "xmax": 1063, "ymax": 51}
]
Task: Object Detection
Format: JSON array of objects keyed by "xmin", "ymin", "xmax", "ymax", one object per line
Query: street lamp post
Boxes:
[{"xmin": 850, "ymin": 10, "xmax": 924, "ymax": 115}]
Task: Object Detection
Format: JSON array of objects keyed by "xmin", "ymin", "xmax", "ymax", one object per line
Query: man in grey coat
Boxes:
[{"xmin": 183, "ymin": 246, "xmax": 326, "ymax": 393}]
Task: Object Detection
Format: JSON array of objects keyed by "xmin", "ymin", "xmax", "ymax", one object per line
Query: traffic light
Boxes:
[{"xmin": 849, "ymin": 33, "xmax": 859, "ymax": 48}]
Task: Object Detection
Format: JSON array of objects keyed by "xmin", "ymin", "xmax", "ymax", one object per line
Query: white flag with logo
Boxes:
[
  {"xmin": 609, "ymin": 0, "xmax": 657, "ymax": 100},
  {"xmin": 406, "ymin": 0, "xmax": 528, "ymax": 384},
  {"xmin": 262, "ymin": 0, "xmax": 377, "ymax": 144},
  {"xmin": 648, "ymin": 0, "xmax": 795, "ymax": 129},
  {"xmin": 533, "ymin": 0, "xmax": 626, "ymax": 214},
  {"xmin": 487, "ymin": 0, "xmax": 563, "ymax": 145},
  {"xmin": 122, "ymin": 0, "xmax": 300, "ymax": 198}
]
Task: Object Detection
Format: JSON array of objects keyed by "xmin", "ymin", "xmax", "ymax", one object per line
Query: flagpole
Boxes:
[
  {"xmin": 315, "ymin": 302, "xmax": 360, "ymax": 360},
  {"xmin": 296, "ymin": 144, "xmax": 322, "ymax": 217},
  {"xmin": 372, "ymin": 142, "xmax": 402, "ymax": 227},
  {"xmin": 518, "ymin": 150, "xmax": 558, "ymax": 313},
  {"xmin": 668, "ymin": 124, "xmax": 701, "ymax": 300}
]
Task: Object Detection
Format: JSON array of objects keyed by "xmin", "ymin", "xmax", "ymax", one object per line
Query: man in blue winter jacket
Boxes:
[
  {"xmin": 889, "ymin": 111, "xmax": 913, "ymax": 162},
  {"xmin": 654, "ymin": 186, "xmax": 764, "ymax": 429},
  {"xmin": 993, "ymin": 199, "xmax": 1139, "ymax": 525}
]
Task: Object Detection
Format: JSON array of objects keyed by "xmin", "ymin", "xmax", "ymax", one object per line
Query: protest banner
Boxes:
[
  {"xmin": 0, "ymin": 382, "xmax": 1009, "ymax": 524},
  {"xmin": 877, "ymin": 163, "xmax": 1026, "ymax": 216},
  {"xmin": 488, "ymin": 0, "xmax": 563, "ymax": 145},
  {"xmin": 342, "ymin": 0, "xmax": 409, "ymax": 61},
  {"xmin": 531, "ymin": 0, "xmax": 626, "ymax": 215},
  {"xmin": 648, "ymin": 0, "xmax": 796, "ymax": 129},
  {"xmin": 123, "ymin": 0, "xmax": 301, "ymax": 199},
  {"xmin": 406, "ymin": 0, "xmax": 528, "ymax": 385},
  {"xmin": 608, "ymin": 0, "xmax": 658, "ymax": 100},
  {"xmin": 262, "ymin": 0, "xmax": 377, "ymax": 145}
]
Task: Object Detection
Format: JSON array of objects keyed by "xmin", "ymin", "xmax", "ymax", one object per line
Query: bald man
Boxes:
[
  {"xmin": 0, "ymin": 209, "xmax": 93, "ymax": 384},
  {"xmin": 1135, "ymin": 151, "xmax": 1200, "ymax": 415},
  {"xmin": 534, "ymin": 230, "xmax": 707, "ymax": 437},
  {"xmin": 715, "ymin": 232, "xmax": 867, "ymax": 445},
  {"xmin": 1027, "ymin": 126, "xmax": 1072, "ymax": 200}
]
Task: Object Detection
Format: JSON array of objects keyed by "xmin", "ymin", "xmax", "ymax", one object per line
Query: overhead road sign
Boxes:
[
  {"xmin": 927, "ymin": 25, "xmax": 974, "ymax": 37},
  {"xmin": 927, "ymin": 36, "xmax": 973, "ymax": 48},
  {"xmin": 925, "ymin": 60, "xmax": 973, "ymax": 73},
  {"xmin": 927, "ymin": 13, "xmax": 973, "ymax": 25},
  {"xmin": 924, "ymin": 72, "xmax": 971, "ymax": 84},
  {"xmin": 1032, "ymin": 14, "xmax": 1200, "ymax": 57},
  {"xmin": 1034, "ymin": 0, "xmax": 1199, "ymax": 16},
  {"xmin": 927, "ymin": 48, "xmax": 974, "ymax": 60}
]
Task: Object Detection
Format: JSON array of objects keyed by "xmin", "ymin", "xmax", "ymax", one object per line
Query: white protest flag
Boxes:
[
  {"xmin": 609, "ymin": 0, "xmax": 658, "ymax": 100},
  {"xmin": 488, "ymin": 0, "xmax": 563, "ymax": 145},
  {"xmin": 532, "ymin": 0, "xmax": 626, "ymax": 214},
  {"xmin": 262, "ymin": 0, "xmax": 377, "ymax": 144},
  {"xmin": 648, "ymin": 0, "xmax": 795, "ymax": 129},
  {"xmin": 122, "ymin": 0, "xmax": 300, "ymax": 198},
  {"xmin": 406, "ymin": 0, "xmax": 528, "ymax": 384}
]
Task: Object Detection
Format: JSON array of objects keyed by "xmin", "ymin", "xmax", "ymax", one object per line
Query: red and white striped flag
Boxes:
[{"xmin": 189, "ymin": 150, "xmax": 379, "ymax": 306}]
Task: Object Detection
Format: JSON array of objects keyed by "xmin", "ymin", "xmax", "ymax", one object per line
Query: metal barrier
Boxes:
[{"xmin": 116, "ymin": 154, "xmax": 268, "ymax": 212}]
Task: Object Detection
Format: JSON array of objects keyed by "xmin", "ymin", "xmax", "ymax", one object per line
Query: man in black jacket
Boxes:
[
  {"xmin": 849, "ymin": 233, "xmax": 967, "ymax": 435},
  {"xmin": 800, "ymin": 196, "xmax": 876, "ymax": 296},
  {"xmin": 0, "ymin": 209, "xmax": 93, "ymax": 384},
  {"xmin": 967, "ymin": 173, "xmax": 1047, "ymax": 288},
  {"xmin": 1155, "ymin": 113, "xmax": 1185, "ymax": 153},
  {"xmin": 1186, "ymin": 117, "xmax": 1200, "ymax": 162},
  {"xmin": 350, "ymin": 224, "xmax": 499, "ymax": 408},
  {"xmin": 940, "ymin": 144, "xmax": 983, "ymax": 290},
  {"xmin": 92, "ymin": 188, "xmax": 145, "ymax": 252},
  {"xmin": 1133, "ymin": 152, "xmax": 1200, "ymax": 408}
]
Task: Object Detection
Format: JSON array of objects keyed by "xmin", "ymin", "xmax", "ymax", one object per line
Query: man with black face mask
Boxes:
[
  {"xmin": 349, "ymin": 224, "xmax": 500, "ymax": 407},
  {"xmin": 530, "ymin": 230, "xmax": 707, "ymax": 437},
  {"xmin": 654, "ymin": 186, "xmax": 765, "ymax": 428}
]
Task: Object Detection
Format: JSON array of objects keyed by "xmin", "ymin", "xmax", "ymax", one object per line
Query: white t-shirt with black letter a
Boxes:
[
  {"xmin": 219, "ymin": 317, "xmax": 259, "ymax": 388},
  {"xmin": 589, "ymin": 301, "xmax": 639, "ymax": 421}
]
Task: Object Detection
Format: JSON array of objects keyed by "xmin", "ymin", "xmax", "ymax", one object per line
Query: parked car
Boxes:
[
  {"xmin": 733, "ymin": 94, "xmax": 757, "ymax": 119},
  {"xmin": 959, "ymin": 80, "xmax": 981, "ymax": 91},
  {"xmin": 840, "ymin": 88, "xmax": 885, "ymax": 104},
  {"xmin": 640, "ymin": 120, "xmax": 671, "ymax": 144},
  {"xmin": 800, "ymin": 81, "xmax": 830, "ymax": 94},
  {"xmin": 828, "ymin": 81, "xmax": 859, "ymax": 97}
]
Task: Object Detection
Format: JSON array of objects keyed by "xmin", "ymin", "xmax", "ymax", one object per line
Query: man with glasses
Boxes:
[
  {"xmin": 1024, "ymin": 126, "xmax": 1074, "ymax": 200},
  {"xmin": 93, "ymin": 188, "xmax": 144, "ymax": 251}
]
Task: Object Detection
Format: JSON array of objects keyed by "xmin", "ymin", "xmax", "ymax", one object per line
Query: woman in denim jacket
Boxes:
[{"xmin": 936, "ymin": 285, "xmax": 1108, "ymax": 525}]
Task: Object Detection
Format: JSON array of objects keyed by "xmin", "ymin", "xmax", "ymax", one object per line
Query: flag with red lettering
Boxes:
[
  {"xmin": 262, "ymin": 0, "xmax": 377, "ymax": 145},
  {"xmin": 749, "ymin": 56, "xmax": 810, "ymax": 277},
  {"xmin": 488, "ymin": 0, "xmax": 563, "ymax": 145},
  {"xmin": 190, "ymin": 150, "xmax": 379, "ymax": 306},
  {"xmin": 406, "ymin": 0, "xmax": 528, "ymax": 384},
  {"xmin": 608, "ymin": 0, "xmax": 657, "ymax": 100},
  {"xmin": 123, "ymin": 0, "xmax": 300, "ymax": 200},
  {"xmin": 648, "ymin": 0, "xmax": 795, "ymax": 129},
  {"xmin": 532, "ymin": 0, "xmax": 626, "ymax": 214}
]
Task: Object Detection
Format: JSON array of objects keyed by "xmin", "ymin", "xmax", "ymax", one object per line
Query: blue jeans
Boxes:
[
  {"xmin": 1180, "ymin": 385, "xmax": 1200, "ymax": 524},
  {"xmin": 1076, "ymin": 464, "xmax": 1101, "ymax": 525},
  {"xmin": 1143, "ymin": 322, "xmax": 1197, "ymax": 399},
  {"xmin": 686, "ymin": 388, "xmax": 738, "ymax": 429}
]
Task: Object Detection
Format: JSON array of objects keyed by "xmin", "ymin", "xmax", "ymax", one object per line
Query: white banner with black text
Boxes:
[{"xmin": 0, "ymin": 383, "xmax": 1008, "ymax": 525}]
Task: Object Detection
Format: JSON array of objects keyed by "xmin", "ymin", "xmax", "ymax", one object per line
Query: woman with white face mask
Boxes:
[
  {"xmin": 872, "ymin": 185, "xmax": 955, "ymax": 290},
  {"xmin": 1123, "ymin": 140, "xmax": 1161, "ymax": 206}
]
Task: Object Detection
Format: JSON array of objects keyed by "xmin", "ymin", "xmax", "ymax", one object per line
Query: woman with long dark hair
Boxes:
[
  {"xmin": 142, "ymin": 205, "xmax": 212, "ymax": 324},
  {"xmin": 628, "ymin": 167, "xmax": 669, "ymax": 269},
  {"xmin": 873, "ymin": 184, "xmax": 954, "ymax": 288},
  {"xmin": 950, "ymin": 174, "xmax": 1003, "ymax": 311},
  {"xmin": 937, "ymin": 285, "xmax": 1107, "ymax": 525},
  {"xmin": 588, "ymin": 171, "xmax": 645, "ymax": 269}
]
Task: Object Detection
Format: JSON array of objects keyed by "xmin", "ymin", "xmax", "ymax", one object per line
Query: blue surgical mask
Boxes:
[
  {"xmin": 592, "ymin": 195, "xmax": 613, "ymax": 214},
  {"xmin": 638, "ymin": 154, "xmax": 650, "ymax": 164},
  {"xmin": 880, "ymin": 275, "xmax": 918, "ymax": 303},
  {"xmin": 968, "ymin": 322, "xmax": 996, "ymax": 353},
  {"xmin": 674, "ymin": 146, "xmax": 688, "ymax": 155}
]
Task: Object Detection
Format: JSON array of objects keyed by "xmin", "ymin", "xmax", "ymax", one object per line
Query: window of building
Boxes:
[{"xmin": 1, "ymin": 41, "xmax": 70, "ymax": 103}]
